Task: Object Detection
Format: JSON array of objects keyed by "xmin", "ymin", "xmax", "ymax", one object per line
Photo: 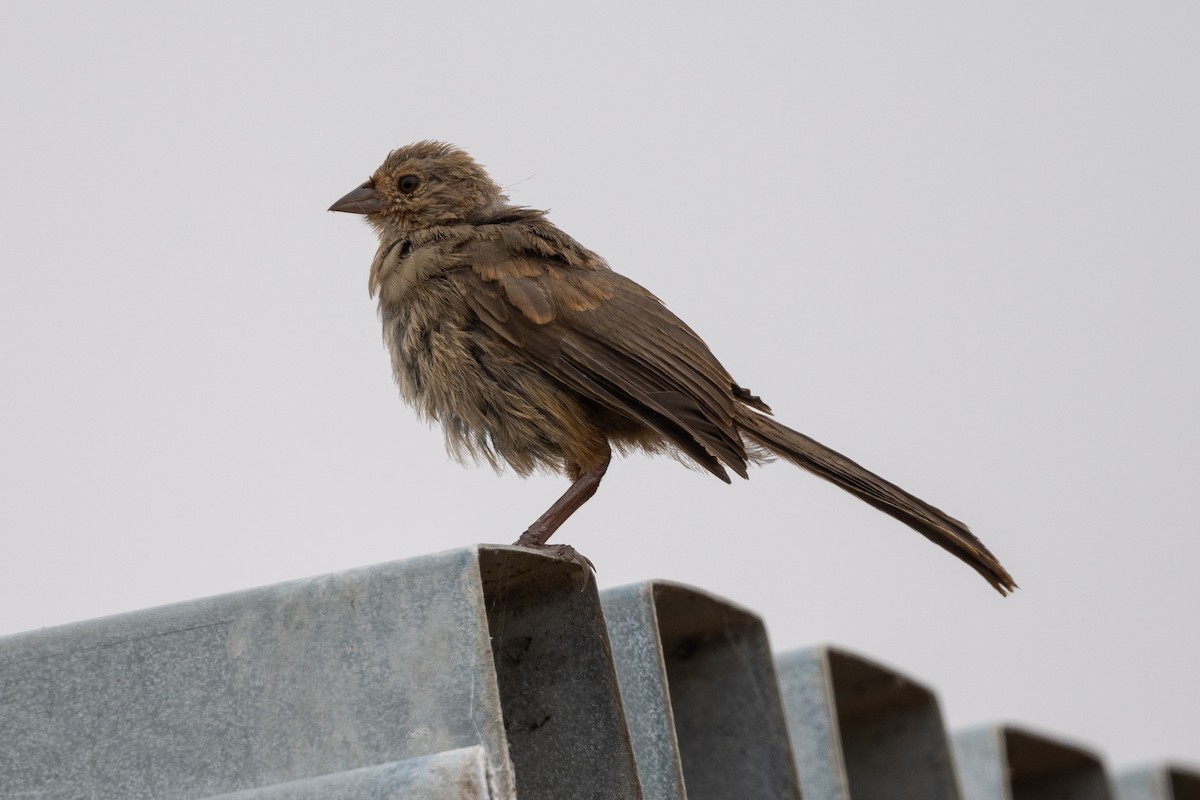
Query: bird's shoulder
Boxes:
[{"xmin": 446, "ymin": 209, "xmax": 624, "ymax": 326}]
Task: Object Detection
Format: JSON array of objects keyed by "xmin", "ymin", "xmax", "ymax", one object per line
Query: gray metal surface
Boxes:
[
  {"xmin": 4, "ymin": 542, "xmax": 1196, "ymax": 799},
  {"xmin": 775, "ymin": 644, "xmax": 962, "ymax": 800},
  {"xmin": 196, "ymin": 746, "xmax": 493, "ymax": 799},
  {"xmin": 602, "ymin": 580, "xmax": 802, "ymax": 800},
  {"xmin": 1115, "ymin": 763, "xmax": 1200, "ymax": 800},
  {"xmin": 0, "ymin": 546, "xmax": 641, "ymax": 800},
  {"xmin": 477, "ymin": 548, "xmax": 643, "ymax": 800},
  {"xmin": 953, "ymin": 724, "xmax": 1115, "ymax": 800}
]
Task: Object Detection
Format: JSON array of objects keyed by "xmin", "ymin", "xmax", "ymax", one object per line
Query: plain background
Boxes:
[{"xmin": 2, "ymin": 1, "xmax": 1197, "ymax": 772}]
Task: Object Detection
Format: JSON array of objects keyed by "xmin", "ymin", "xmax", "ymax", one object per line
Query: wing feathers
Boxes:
[{"xmin": 452, "ymin": 237, "xmax": 748, "ymax": 479}]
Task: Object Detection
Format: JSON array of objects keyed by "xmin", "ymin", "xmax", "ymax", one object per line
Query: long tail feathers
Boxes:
[{"xmin": 735, "ymin": 408, "xmax": 1016, "ymax": 595}]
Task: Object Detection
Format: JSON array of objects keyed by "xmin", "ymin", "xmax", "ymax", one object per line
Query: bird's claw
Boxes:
[{"xmin": 512, "ymin": 541, "xmax": 596, "ymax": 587}]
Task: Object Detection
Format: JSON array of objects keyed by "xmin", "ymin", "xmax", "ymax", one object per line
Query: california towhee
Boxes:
[{"xmin": 331, "ymin": 141, "xmax": 1016, "ymax": 594}]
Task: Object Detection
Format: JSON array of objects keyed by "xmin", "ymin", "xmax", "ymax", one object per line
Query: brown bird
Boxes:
[{"xmin": 330, "ymin": 141, "xmax": 1016, "ymax": 595}]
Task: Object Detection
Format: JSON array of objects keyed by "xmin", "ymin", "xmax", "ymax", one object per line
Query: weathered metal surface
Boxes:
[
  {"xmin": 477, "ymin": 548, "xmax": 643, "ymax": 800},
  {"xmin": 1115, "ymin": 763, "xmax": 1200, "ymax": 800},
  {"xmin": 602, "ymin": 580, "xmax": 802, "ymax": 800},
  {"xmin": 953, "ymin": 724, "xmax": 1114, "ymax": 800},
  {"xmin": 3, "ymin": 542, "xmax": 1195, "ymax": 799},
  {"xmin": 195, "ymin": 746, "xmax": 493, "ymax": 799},
  {"xmin": 775, "ymin": 644, "xmax": 962, "ymax": 800},
  {"xmin": 0, "ymin": 546, "xmax": 641, "ymax": 800}
]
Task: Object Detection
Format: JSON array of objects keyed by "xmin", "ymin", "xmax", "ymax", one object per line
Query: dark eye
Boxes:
[{"xmin": 397, "ymin": 174, "xmax": 421, "ymax": 194}]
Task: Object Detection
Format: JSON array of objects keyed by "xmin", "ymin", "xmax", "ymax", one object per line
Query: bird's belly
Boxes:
[{"xmin": 381, "ymin": 290, "xmax": 606, "ymax": 476}]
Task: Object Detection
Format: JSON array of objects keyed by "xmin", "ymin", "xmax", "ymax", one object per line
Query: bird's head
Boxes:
[{"xmin": 329, "ymin": 141, "xmax": 506, "ymax": 235}]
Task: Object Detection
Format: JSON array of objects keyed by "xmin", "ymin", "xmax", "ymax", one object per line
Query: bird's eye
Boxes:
[{"xmin": 397, "ymin": 174, "xmax": 421, "ymax": 194}]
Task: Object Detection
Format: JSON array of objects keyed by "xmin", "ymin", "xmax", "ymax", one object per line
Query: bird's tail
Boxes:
[{"xmin": 735, "ymin": 407, "xmax": 1016, "ymax": 595}]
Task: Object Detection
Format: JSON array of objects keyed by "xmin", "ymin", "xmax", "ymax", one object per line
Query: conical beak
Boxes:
[{"xmin": 329, "ymin": 180, "xmax": 383, "ymax": 214}]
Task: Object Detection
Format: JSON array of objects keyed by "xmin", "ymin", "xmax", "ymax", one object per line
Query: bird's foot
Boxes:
[{"xmin": 512, "ymin": 536, "xmax": 596, "ymax": 581}]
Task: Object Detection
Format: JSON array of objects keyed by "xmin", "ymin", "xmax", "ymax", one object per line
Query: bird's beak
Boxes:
[{"xmin": 329, "ymin": 180, "xmax": 383, "ymax": 214}]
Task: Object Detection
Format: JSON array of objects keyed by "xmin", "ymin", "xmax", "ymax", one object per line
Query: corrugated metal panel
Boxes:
[
  {"xmin": 602, "ymin": 581, "xmax": 802, "ymax": 800},
  {"xmin": 776, "ymin": 644, "xmax": 962, "ymax": 800},
  {"xmin": 953, "ymin": 724, "xmax": 1114, "ymax": 800},
  {"xmin": 477, "ymin": 548, "xmax": 642, "ymax": 800},
  {"xmin": 0, "ymin": 546, "xmax": 641, "ymax": 800},
  {"xmin": 1, "ymin": 546, "xmax": 1194, "ymax": 798},
  {"xmin": 1115, "ymin": 764, "xmax": 1200, "ymax": 800}
]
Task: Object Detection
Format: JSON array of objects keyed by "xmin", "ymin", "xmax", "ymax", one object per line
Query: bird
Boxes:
[{"xmin": 330, "ymin": 141, "xmax": 1016, "ymax": 595}]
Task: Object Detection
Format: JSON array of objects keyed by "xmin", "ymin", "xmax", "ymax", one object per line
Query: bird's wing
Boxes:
[{"xmin": 449, "ymin": 230, "xmax": 749, "ymax": 481}]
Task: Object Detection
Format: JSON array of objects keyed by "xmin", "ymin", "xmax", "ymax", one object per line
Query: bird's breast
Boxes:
[
  {"xmin": 380, "ymin": 283, "xmax": 462, "ymax": 412},
  {"xmin": 370, "ymin": 238, "xmax": 462, "ymax": 305},
  {"xmin": 378, "ymin": 279, "xmax": 604, "ymax": 476}
]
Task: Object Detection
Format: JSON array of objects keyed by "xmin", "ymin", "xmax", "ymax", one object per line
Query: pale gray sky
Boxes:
[{"xmin": 2, "ymin": 1, "xmax": 1197, "ymax": 770}]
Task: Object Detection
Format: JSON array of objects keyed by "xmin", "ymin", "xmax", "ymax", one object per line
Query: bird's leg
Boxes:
[{"xmin": 514, "ymin": 444, "xmax": 611, "ymax": 571}]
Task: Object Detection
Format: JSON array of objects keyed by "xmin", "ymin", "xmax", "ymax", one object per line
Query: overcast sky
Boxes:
[{"xmin": 2, "ymin": 1, "xmax": 1197, "ymax": 772}]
